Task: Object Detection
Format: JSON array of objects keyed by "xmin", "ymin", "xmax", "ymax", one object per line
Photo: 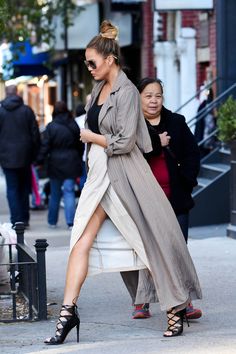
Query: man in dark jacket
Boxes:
[{"xmin": 0, "ymin": 85, "xmax": 40, "ymax": 226}]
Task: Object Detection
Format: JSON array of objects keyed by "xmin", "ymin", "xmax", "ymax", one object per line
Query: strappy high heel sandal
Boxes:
[
  {"xmin": 163, "ymin": 308, "xmax": 189, "ymax": 337},
  {"xmin": 44, "ymin": 304, "xmax": 80, "ymax": 345}
]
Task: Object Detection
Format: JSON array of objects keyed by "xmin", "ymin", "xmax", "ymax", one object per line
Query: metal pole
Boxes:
[
  {"xmin": 62, "ymin": 1, "xmax": 68, "ymax": 104},
  {"xmin": 34, "ymin": 239, "xmax": 48, "ymax": 320},
  {"xmin": 14, "ymin": 222, "xmax": 25, "ymax": 244},
  {"xmin": 227, "ymin": 142, "xmax": 236, "ymax": 239}
]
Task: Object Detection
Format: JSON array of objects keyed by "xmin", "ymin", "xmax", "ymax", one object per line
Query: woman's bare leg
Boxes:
[{"xmin": 63, "ymin": 204, "xmax": 107, "ymax": 305}]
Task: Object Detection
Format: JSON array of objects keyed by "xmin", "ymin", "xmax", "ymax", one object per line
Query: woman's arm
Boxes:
[
  {"xmin": 103, "ymin": 87, "xmax": 140, "ymax": 156},
  {"xmin": 144, "ymin": 123, "xmax": 170, "ymax": 157}
]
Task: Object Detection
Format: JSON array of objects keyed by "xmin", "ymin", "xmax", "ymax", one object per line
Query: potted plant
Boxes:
[
  {"xmin": 217, "ymin": 95, "xmax": 236, "ymax": 239},
  {"xmin": 217, "ymin": 95, "xmax": 236, "ymax": 149}
]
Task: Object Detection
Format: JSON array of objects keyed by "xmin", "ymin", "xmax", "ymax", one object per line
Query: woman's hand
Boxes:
[
  {"xmin": 159, "ymin": 131, "xmax": 171, "ymax": 147},
  {"xmin": 80, "ymin": 128, "xmax": 107, "ymax": 148},
  {"xmin": 80, "ymin": 129, "xmax": 94, "ymax": 143}
]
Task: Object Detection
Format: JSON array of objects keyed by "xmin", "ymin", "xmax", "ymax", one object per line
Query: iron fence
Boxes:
[{"xmin": 0, "ymin": 222, "xmax": 48, "ymax": 322}]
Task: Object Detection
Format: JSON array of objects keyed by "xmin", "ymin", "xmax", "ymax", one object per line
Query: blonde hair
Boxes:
[
  {"xmin": 86, "ymin": 20, "xmax": 121, "ymax": 65},
  {"xmin": 100, "ymin": 20, "xmax": 118, "ymax": 40}
]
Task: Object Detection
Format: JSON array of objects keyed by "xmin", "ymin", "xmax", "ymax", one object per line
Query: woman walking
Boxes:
[
  {"xmin": 124, "ymin": 78, "xmax": 202, "ymax": 320},
  {"xmin": 44, "ymin": 20, "xmax": 202, "ymax": 345}
]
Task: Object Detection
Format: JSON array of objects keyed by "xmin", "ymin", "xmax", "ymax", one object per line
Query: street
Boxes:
[{"xmin": 0, "ymin": 173, "xmax": 236, "ymax": 354}]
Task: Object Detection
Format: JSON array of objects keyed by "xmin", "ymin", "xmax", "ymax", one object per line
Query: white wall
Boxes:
[
  {"xmin": 154, "ymin": 41, "xmax": 180, "ymax": 112},
  {"xmin": 177, "ymin": 27, "xmax": 199, "ymax": 122},
  {"xmin": 154, "ymin": 14, "xmax": 199, "ymax": 122}
]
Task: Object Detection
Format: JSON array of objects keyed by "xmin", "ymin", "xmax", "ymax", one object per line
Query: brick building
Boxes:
[
  {"xmin": 141, "ymin": 0, "xmax": 155, "ymax": 78},
  {"xmin": 181, "ymin": 9, "xmax": 216, "ymax": 91}
]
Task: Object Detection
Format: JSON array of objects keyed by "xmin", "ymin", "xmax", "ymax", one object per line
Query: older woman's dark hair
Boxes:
[
  {"xmin": 52, "ymin": 101, "xmax": 70, "ymax": 118},
  {"xmin": 137, "ymin": 78, "xmax": 164, "ymax": 94}
]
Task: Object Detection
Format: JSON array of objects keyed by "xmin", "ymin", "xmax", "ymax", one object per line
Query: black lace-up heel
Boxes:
[
  {"xmin": 163, "ymin": 308, "xmax": 189, "ymax": 337},
  {"xmin": 44, "ymin": 304, "xmax": 80, "ymax": 345}
]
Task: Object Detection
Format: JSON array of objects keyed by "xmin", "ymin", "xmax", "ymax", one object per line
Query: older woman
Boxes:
[{"xmin": 44, "ymin": 22, "xmax": 202, "ymax": 345}]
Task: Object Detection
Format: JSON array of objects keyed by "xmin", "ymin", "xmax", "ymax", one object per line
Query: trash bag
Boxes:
[{"xmin": 0, "ymin": 233, "xmax": 9, "ymax": 286}]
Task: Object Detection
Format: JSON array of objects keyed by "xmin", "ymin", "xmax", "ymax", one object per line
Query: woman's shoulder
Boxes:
[
  {"xmin": 163, "ymin": 107, "xmax": 186, "ymax": 124},
  {"xmin": 117, "ymin": 78, "xmax": 139, "ymax": 101},
  {"xmin": 121, "ymin": 71, "xmax": 137, "ymax": 90}
]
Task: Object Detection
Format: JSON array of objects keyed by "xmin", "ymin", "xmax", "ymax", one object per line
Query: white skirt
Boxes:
[{"xmin": 70, "ymin": 144, "xmax": 150, "ymax": 276}]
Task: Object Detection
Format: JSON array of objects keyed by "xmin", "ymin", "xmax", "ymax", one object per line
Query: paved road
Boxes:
[{"xmin": 0, "ymin": 173, "xmax": 236, "ymax": 354}]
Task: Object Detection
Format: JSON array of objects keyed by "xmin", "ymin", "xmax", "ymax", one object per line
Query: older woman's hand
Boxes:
[
  {"xmin": 80, "ymin": 128, "xmax": 94, "ymax": 143},
  {"xmin": 159, "ymin": 131, "xmax": 171, "ymax": 147}
]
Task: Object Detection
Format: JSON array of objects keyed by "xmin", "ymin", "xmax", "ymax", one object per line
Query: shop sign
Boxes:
[
  {"xmin": 112, "ymin": 1, "xmax": 146, "ymax": 3},
  {"xmin": 155, "ymin": 0, "xmax": 213, "ymax": 10}
]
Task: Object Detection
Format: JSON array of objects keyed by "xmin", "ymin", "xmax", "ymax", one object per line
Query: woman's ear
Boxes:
[{"xmin": 108, "ymin": 55, "xmax": 114, "ymax": 66}]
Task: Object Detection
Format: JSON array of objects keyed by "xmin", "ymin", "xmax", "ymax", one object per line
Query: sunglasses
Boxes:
[
  {"xmin": 84, "ymin": 55, "xmax": 118, "ymax": 71},
  {"xmin": 84, "ymin": 60, "xmax": 97, "ymax": 70}
]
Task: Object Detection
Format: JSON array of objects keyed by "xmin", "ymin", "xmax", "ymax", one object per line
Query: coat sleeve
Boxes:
[
  {"xmin": 36, "ymin": 125, "xmax": 51, "ymax": 165},
  {"xmin": 27, "ymin": 107, "xmax": 41, "ymax": 161},
  {"xmin": 104, "ymin": 87, "xmax": 140, "ymax": 157},
  {"xmin": 178, "ymin": 116, "xmax": 200, "ymax": 189},
  {"xmin": 144, "ymin": 123, "xmax": 162, "ymax": 158}
]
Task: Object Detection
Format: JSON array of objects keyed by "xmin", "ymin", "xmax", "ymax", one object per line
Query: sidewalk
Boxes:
[{"xmin": 1, "ymin": 174, "xmax": 236, "ymax": 353}]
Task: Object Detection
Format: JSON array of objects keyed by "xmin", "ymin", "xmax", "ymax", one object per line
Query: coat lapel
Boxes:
[
  {"xmin": 98, "ymin": 70, "xmax": 128, "ymax": 126},
  {"xmin": 85, "ymin": 70, "xmax": 128, "ymax": 127},
  {"xmin": 98, "ymin": 96, "xmax": 113, "ymax": 126}
]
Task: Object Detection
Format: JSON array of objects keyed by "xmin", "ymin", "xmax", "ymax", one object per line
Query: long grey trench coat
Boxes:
[{"xmin": 84, "ymin": 70, "xmax": 202, "ymax": 311}]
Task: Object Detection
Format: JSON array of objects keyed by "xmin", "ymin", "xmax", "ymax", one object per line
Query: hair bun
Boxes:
[{"xmin": 100, "ymin": 20, "xmax": 118, "ymax": 40}]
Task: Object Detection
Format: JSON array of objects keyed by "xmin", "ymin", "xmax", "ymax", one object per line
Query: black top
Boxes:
[{"xmin": 87, "ymin": 99, "xmax": 102, "ymax": 134}]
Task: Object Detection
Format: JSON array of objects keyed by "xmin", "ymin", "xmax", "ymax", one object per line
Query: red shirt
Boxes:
[{"xmin": 148, "ymin": 151, "xmax": 171, "ymax": 199}]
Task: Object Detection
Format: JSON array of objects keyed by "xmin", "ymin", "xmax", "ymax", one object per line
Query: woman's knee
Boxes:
[
  {"xmin": 71, "ymin": 237, "xmax": 91, "ymax": 256},
  {"xmin": 70, "ymin": 204, "xmax": 106, "ymax": 256}
]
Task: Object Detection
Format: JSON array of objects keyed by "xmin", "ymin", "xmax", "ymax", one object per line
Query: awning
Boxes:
[{"xmin": 12, "ymin": 41, "xmax": 53, "ymax": 78}]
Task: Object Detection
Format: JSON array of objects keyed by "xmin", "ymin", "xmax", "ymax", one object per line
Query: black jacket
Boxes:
[
  {"xmin": 37, "ymin": 113, "xmax": 84, "ymax": 179},
  {"xmin": 144, "ymin": 106, "xmax": 200, "ymax": 215},
  {"xmin": 0, "ymin": 95, "xmax": 40, "ymax": 168}
]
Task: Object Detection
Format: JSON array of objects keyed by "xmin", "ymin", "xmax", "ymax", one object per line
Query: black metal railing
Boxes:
[
  {"xmin": 174, "ymin": 78, "xmax": 236, "ymax": 154},
  {"xmin": 175, "ymin": 77, "xmax": 219, "ymax": 114},
  {"xmin": 189, "ymin": 82, "xmax": 236, "ymax": 153},
  {"xmin": 0, "ymin": 222, "xmax": 48, "ymax": 322}
]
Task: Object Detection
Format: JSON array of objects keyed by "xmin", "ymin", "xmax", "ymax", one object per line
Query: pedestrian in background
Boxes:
[
  {"xmin": 123, "ymin": 77, "xmax": 201, "ymax": 320},
  {"xmin": 0, "ymin": 85, "xmax": 40, "ymax": 227},
  {"xmin": 44, "ymin": 20, "xmax": 201, "ymax": 345},
  {"xmin": 36, "ymin": 101, "xmax": 84, "ymax": 229},
  {"xmin": 194, "ymin": 87, "xmax": 216, "ymax": 157}
]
